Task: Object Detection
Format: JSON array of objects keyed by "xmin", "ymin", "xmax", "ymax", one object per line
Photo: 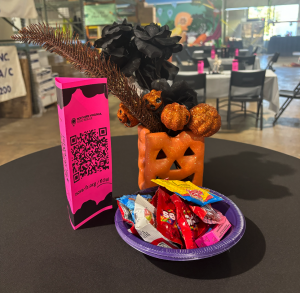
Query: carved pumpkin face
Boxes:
[
  {"xmin": 142, "ymin": 90, "xmax": 163, "ymax": 111},
  {"xmin": 138, "ymin": 126, "xmax": 205, "ymax": 190},
  {"xmin": 117, "ymin": 103, "xmax": 139, "ymax": 128}
]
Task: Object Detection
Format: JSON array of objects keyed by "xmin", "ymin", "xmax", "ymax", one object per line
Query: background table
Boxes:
[
  {"xmin": 206, "ymin": 57, "xmax": 261, "ymax": 70},
  {"xmin": 268, "ymin": 36, "xmax": 300, "ymax": 56},
  {"xmin": 1, "ymin": 137, "xmax": 299, "ymax": 293},
  {"xmin": 178, "ymin": 70, "xmax": 279, "ymax": 113}
]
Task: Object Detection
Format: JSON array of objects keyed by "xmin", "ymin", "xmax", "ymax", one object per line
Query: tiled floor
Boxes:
[{"xmin": 0, "ymin": 54, "xmax": 300, "ymax": 166}]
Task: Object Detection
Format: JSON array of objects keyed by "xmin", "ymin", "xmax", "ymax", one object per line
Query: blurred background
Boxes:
[{"xmin": 1, "ymin": 0, "xmax": 300, "ymax": 165}]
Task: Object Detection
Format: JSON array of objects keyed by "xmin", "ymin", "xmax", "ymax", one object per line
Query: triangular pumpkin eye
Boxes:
[
  {"xmin": 184, "ymin": 147, "xmax": 194, "ymax": 156},
  {"xmin": 170, "ymin": 160, "xmax": 181, "ymax": 170},
  {"xmin": 156, "ymin": 149, "xmax": 167, "ymax": 159}
]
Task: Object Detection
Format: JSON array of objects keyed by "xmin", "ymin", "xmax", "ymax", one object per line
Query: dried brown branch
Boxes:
[{"xmin": 12, "ymin": 23, "xmax": 163, "ymax": 133}]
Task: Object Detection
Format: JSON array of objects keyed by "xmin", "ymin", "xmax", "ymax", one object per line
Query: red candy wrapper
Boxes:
[
  {"xmin": 156, "ymin": 187, "xmax": 183, "ymax": 248},
  {"xmin": 190, "ymin": 204, "xmax": 225, "ymax": 225},
  {"xmin": 171, "ymin": 194, "xmax": 209, "ymax": 249},
  {"xmin": 117, "ymin": 201, "xmax": 139, "ymax": 236},
  {"xmin": 150, "ymin": 191, "xmax": 158, "ymax": 208}
]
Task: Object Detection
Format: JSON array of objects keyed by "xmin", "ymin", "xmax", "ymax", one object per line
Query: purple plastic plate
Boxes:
[{"xmin": 115, "ymin": 187, "xmax": 246, "ymax": 261}]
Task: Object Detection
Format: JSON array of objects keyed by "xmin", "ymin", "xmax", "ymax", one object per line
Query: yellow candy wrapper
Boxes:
[{"xmin": 151, "ymin": 179, "xmax": 223, "ymax": 207}]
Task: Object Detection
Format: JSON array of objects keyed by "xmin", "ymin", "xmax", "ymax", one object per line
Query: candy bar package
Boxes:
[
  {"xmin": 195, "ymin": 217, "xmax": 232, "ymax": 248},
  {"xmin": 134, "ymin": 195, "xmax": 179, "ymax": 249},
  {"xmin": 156, "ymin": 187, "xmax": 183, "ymax": 248},
  {"xmin": 152, "ymin": 179, "xmax": 223, "ymax": 206},
  {"xmin": 55, "ymin": 77, "xmax": 112, "ymax": 229},
  {"xmin": 171, "ymin": 194, "xmax": 209, "ymax": 249}
]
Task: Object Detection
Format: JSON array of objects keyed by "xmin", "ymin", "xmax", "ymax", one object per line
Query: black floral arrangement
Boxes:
[
  {"xmin": 95, "ymin": 20, "xmax": 182, "ymax": 90},
  {"xmin": 12, "ymin": 19, "xmax": 221, "ymax": 137}
]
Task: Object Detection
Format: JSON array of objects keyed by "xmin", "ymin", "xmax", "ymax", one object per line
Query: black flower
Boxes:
[
  {"xmin": 136, "ymin": 58, "xmax": 179, "ymax": 90},
  {"xmin": 94, "ymin": 19, "xmax": 140, "ymax": 77},
  {"xmin": 133, "ymin": 23, "xmax": 182, "ymax": 59},
  {"xmin": 151, "ymin": 79, "xmax": 198, "ymax": 110},
  {"xmin": 94, "ymin": 19, "xmax": 133, "ymax": 51}
]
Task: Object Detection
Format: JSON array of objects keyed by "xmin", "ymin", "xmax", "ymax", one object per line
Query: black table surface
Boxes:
[{"xmin": 1, "ymin": 136, "xmax": 300, "ymax": 293}]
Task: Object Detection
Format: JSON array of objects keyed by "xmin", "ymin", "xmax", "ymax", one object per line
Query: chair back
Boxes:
[
  {"xmin": 271, "ymin": 52, "xmax": 280, "ymax": 63},
  {"xmin": 235, "ymin": 55, "xmax": 256, "ymax": 70},
  {"xmin": 252, "ymin": 46, "xmax": 258, "ymax": 55},
  {"xmin": 196, "ymin": 57, "xmax": 210, "ymax": 68},
  {"xmin": 175, "ymin": 73, "xmax": 206, "ymax": 103},
  {"xmin": 266, "ymin": 52, "xmax": 280, "ymax": 70},
  {"xmin": 175, "ymin": 73, "xmax": 206, "ymax": 91},
  {"xmin": 230, "ymin": 70, "xmax": 266, "ymax": 99},
  {"xmin": 293, "ymin": 82, "xmax": 300, "ymax": 95},
  {"xmin": 174, "ymin": 54, "xmax": 182, "ymax": 65}
]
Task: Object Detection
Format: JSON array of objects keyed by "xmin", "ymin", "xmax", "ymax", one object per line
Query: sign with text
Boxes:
[
  {"xmin": 84, "ymin": 4, "xmax": 117, "ymax": 26},
  {"xmin": 0, "ymin": 46, "xmax": 26, "ymax": 103}
]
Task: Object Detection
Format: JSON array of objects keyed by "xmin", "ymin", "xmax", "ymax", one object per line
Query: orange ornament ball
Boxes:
[
  {"xmin": 161, "ymin": 102, "xmax": 190, "ymax": 131},
  {"xmin": 188, "ymin": 104, "xmax": 221, "ymax": 137},
  {"xmin": 117, "ymin": 103, "xmax": 139, "ymax": 128}
]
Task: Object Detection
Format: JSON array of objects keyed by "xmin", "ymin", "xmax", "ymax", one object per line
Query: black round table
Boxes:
[{"xmin": 1, "ymin": 136, "xmax": 299, "ymax": 293}]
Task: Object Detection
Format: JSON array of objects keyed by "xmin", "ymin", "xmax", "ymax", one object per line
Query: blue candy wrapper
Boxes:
[{"xmin": 117, "ymin": 194, "xmax": 152, "ymax": 223}]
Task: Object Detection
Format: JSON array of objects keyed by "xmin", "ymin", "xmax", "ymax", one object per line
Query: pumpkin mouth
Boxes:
[
  {"xmin": 155, "ymin": 173, "xmax": 195, "ymax": 182},
  {"xmin": 181, "ymin": 173, "xmax": 195, "ymax": 182}
]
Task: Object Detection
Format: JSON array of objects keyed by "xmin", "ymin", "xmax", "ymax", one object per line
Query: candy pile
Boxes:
[{"xmin": 117, "ymin": 180, "xmax": 232, "ymax": 249}]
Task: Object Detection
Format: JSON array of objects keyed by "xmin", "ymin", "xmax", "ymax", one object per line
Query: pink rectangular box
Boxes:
[
  {"xmin": 195, "ymin": 217, "xmax": 231, "ymax": 248},
  {"xmin": 55, "ymin": 77, "xmax": 112, "ymax": 230}
]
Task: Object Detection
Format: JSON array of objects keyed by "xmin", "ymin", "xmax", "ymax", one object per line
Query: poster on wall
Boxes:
[
  {"xmin": 84, "ymin": 4, "xmax": 118, "ymax": 26},
  {"xmin": 155, "ymin": 0, "xmax": 222, "ymax": 46},
  {"xmin": 0, "ymin": 46, "xmax": 27, "ymax": 103}
]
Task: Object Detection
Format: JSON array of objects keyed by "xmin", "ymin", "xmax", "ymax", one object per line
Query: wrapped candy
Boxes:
[
  {"xmin": 134, "ymin": 195, "xmax": 179, "ymax": 249},
  {"xmin": 151, "ymin": 179, "xmax": 223, "ymax": 206},
  {"xmin": 171, "ymin": 194, "xmax": 209, "ymax": 249},
  {"xmin": 188, "ymin": 104, "xmax": 221, "ymax": 137},
  {"xmin": 117, "ymin": 194, "xmax": 152, "ymax": 223},
  {"xmin": 189, "ymin": 204, "xmax": 225, "ymax": 225},
  {"xmin": 117, "ymin": 201, "xmax": 139, "ymax": 236},
  {"xmin": 156, "ymin": 187, "xmax": 183, "ymax": 248}
]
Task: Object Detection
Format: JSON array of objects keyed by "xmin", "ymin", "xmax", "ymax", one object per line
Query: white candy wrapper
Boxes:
[{"xmin": 134, "ymin": 195, "xmax": 178, "ymax": 249}]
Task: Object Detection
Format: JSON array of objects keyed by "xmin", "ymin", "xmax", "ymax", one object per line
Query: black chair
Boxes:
[
  {"xmin": 227, "ymin": 70, "xmax": 266, "ymax": 130},
  {"xmin": 234, "ymin": 55, "xmax": 256, "ymax": 70},
  {"xmin": 186, "ymin": 48, "xmax": 211, "ymax": 69},
  {"xmin": 273, "ymin": 82, "xmax": 300, "ymax": 125},
  {"xmin": 178, "ymin": 57, "xmax": 210, "ymax": 72},
  {"xmin": 266, "ymin": 52, "xmax": 280, "ymax": 72},
  {"xmin": 174, "ymin": 73, "xmax": 206, "ymax": 103},
  {"xmin": 252, "ymin": 46, "xmax": 258, "ymax": 55}
]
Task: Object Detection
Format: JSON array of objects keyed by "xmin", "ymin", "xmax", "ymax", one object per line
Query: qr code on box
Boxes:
[{"xmin": 70, "ymin": 128, "xmax": 109, "ymax": 183}]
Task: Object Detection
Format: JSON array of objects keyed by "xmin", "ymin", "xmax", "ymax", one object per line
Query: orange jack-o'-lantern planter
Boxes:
[{"xmin": 138, "ymin": 125, "xmax": 205, "ymax": 190}]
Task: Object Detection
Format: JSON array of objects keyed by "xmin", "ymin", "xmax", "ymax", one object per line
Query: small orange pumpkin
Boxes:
[
  {"xmin": 117, "ymin": 103, "xmax": 139, "ymax": 128},
  {"xmin": 142, "ymin": 90, "xmax": 163, "ymax": 111},
  {"xmin": 188, "ymin": 104, "xmax": 221, "ymax": 137},
  {"xmin": 161, "ymin": 102, "xmax": 190, "ymax": 131}
]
